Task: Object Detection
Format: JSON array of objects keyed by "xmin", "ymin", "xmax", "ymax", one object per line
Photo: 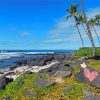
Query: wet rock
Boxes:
[
  {"xmin": 83, "ymin": 96, "xmax": 100, "ymax": 100},
  {"xmin": 10, "ymin": 66, "xmax": 18, "ymax": 71},
  {"xmin": 63, "ymin": 86, "xmax": 73, "ymax": 94},
  {"xmin": 15, "ymin": 60, "xmax": 28, "ymax": 66},
  {"xmin": 82, "ymin": 88, "xmax": 95, "ymax": 96},
  {"xmin": 34, "ymin": 77, "xmax": 55, "ymax": 88},
  {"xmin": 23, "ymin": 89, "xmax": 36, "ymax": 97},
  {"xmin": 0, "ymin": 76, "xmax": 13, "ymax": 90}
]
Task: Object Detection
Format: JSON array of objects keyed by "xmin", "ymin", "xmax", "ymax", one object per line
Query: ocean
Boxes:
[{"xmin": 0, "ymin": 50, "xmax": 74, "ymax": 69}]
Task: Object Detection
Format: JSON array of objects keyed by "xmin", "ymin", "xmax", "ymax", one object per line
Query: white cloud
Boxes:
[
  {"xmin": 87, "ymin": 7, "xmax": 100, "ymax": 19},
  {"xmin": 45, "ymin": 7, "xmax": 100, "ymax": 44},
  {"xmin": 20, "ymin": 32, "xmax": 31, "ymax": 37}
]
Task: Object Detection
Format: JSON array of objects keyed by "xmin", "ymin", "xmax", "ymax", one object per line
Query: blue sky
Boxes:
[{"xmin": 0, "ymin": 0, "xmax": 100, "ymax": 50}]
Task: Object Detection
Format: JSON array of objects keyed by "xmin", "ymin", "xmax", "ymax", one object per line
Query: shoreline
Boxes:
[{"xmin": 0, "ymin": 54, "xmax": 73, "ymax": 80}]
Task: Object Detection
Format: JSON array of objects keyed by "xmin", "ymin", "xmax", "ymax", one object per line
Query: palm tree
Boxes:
[
  {"xmin": 80, "ymin": 0, "xmax": 96, "ymax": 57},
  {"xmin": 88, "ymin": 18, "xmax": 100, "ymax": 46},
  {"xmin": 95, "ymin": 14, "xmax": 100, "ymax": 26},
  {"xmin": 66, "ymin": 4, "xmax": 84, "ymax": 47},
  {"xmin": 78, "ymin": 14, "xmax": 89, "ymax": 36}
]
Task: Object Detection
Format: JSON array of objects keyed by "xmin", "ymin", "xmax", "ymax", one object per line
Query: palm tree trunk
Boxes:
[
  {"xmin": 80, "ymin": 0, "xmax": 96, "ymax": 57},
  {"xmin": 93, "ymin": 26, "xmax": 100, "ymax": 46},
  {"xmin": 75, "ymin": 21, "xmax": 84, "ymax": 48},
  {"xmin": 82, "ymin": 24, "xmax": 88, "ymax": 36}
]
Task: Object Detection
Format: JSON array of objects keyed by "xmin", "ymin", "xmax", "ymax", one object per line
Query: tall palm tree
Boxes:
[
  {"xmin": 66, "ymin": 4, "xmax": 84, "ymax": 47},
  {"xmin": 88, "ymin": 18, "xmax": 100, "ymax": 46},
  {"xmin": 80, "ymin": 0, "xmax": 96, "ymax": 57}
]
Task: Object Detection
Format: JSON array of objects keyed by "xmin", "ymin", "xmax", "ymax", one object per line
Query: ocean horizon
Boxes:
[{"xmin": 0, "ymin": 50, "xmax": 75, "ymax": 69}]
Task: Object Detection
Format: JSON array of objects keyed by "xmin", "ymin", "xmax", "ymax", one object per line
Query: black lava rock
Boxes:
[{"xmin": 0, "ymin": 76, "xmax": 13, "ymax": 90}]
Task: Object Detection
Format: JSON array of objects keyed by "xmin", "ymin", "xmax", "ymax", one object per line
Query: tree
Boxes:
[
  {"xmin": 80, "ymin": 0, "xmax": 96, "ymax": 57},
  {"xmin": 66, "ymin": 4, "xmax": 84, "ymax": 47},
  {"xmin": 88, "ymin": 18, "xmax": 100, "ymax": 46},
  {"xmin": 77, "ymin": 14, "xmax": 89, "ymax": 37},
  {"xmin": 95, "ymin": 14, "xmax": 100, "ymax": 26}
]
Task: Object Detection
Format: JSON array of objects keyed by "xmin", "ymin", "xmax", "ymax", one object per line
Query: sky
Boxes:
[{"xmin": 0, "ymin": 0, "xmax": 100, "ymax": 50}]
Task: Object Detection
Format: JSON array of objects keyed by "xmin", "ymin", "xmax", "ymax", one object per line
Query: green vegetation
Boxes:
[
  {"xmin": 74, "ymin": 47, "xmax": 100, "ymax": 57},
  {"xmin": 0, "ymin": 59, "xmax": 100, "ymax": 100},
  {"xmin": 0, "ymin": 74, "xmax": 55, "ymax": 100}
]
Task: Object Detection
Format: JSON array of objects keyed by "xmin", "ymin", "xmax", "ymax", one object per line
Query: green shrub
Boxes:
[{"xmin": 74, "ymin": 47, "xmax": 100, "ymax": 57}]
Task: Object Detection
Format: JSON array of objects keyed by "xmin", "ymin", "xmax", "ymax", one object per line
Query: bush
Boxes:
[{"xmin": 74, "ymin": 47, "xmax": 100, "ymax": 57}]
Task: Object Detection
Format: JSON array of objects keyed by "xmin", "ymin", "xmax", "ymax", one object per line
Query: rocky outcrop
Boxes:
[{"xmin": 39, "ymin": 62, "xmax": 72, "ymax": 76}]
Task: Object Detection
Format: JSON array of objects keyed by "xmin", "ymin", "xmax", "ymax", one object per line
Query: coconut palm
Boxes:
[
  {"xmin": 66, "ymin": 4, "xmax": 84, "ymax": 47},
  {"xmin": 88, "ymin": 18, "xmax": 100, "ymax": 46},
  {"xmin": 80, "ymin": 0, "xmax": 96, "ymax": 57},
  {"xmin": 77, "ymin": 14, "xmax": 89, "ymax": 36},
  {"xmin": 95, "ymin": 14, "xmax": 100, "ymax": 26}
]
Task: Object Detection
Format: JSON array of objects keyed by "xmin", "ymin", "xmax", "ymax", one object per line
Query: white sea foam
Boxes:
[
  {"xmin": 0, "ymin": 52, "xmax": 23, "ymax": 59},
  {"xmin": 0, "ymin": 52, "xmax": 54, "ymax": 60}
]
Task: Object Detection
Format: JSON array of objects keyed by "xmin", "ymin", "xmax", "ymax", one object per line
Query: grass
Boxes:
[
  {"xmin": 0, "ymin": 59, "xmax": 100, "ymax": 100},
  {"xmin": 0, "ymin": 73, "xmax": 55, "ymax": 100},
  {"xmin": 74, "ymin": 47, "xmax": 100, "ymax": 57}
]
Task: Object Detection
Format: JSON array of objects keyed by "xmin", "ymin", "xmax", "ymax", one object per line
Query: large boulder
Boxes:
[
  {"xmin": 34, "ymin": 77, "xmax": 55, "ymax": 88},
  {"xmin": 75, "ymin": 67, "xmax": 100, "ymax": 88},
  {"xmin": 0, "ymin": 76, "xmax": 13, "ymax": 90}
]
